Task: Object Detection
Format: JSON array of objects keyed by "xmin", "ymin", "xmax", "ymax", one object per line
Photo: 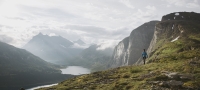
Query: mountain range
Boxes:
[
  {"xmin": 38, "ymin": 12, "xmax": 200, "ymax": 90},
  {"xmin": 0, "ymin": 41, "xmax": 74, "ymax": 90},
  {"xmin": 23, "ymin": 33, "xmax": 84, "ymax": 65}
]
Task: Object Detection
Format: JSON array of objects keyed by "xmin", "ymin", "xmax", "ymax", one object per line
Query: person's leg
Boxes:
[
  {"xmin": 143, "ymin": 57, "xmax": 145, "ymax": 64},
  {"xmin": 143, "ymin": 57, "xmax": 145, "ymax": 65}
]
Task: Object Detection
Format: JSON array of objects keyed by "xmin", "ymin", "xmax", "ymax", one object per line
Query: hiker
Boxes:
[{"xmin": 142, "ymin": 49, "xmax": 148, "ymax": 65}]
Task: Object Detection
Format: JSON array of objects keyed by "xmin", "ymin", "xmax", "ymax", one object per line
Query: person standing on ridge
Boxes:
[{"xmin": 142, "ymin": 49, "xmax": 148, "ymax": 65}]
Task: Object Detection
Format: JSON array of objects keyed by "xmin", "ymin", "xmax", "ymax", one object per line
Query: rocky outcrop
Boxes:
[
  {"xmin": 110, "ymin": 21, "xmax": 159, "ymax": 68},
  {"xmin": 110, "ymin": 37, "xmax": 129, "ymax": 67},
  {"xmin": 161, "ymin": 12, "xmax": 200, "ymax": 22},
  {"xmin": 136, "ymin": 12, "xmax": 200, "ymax": 64}
]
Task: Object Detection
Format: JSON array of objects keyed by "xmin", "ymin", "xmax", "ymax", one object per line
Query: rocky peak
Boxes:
[
  {"xmin": 161, "ymin": 12, "xmax": 200, "ymax": 22},
  {"xmin": 74, "ymin": 39, "xmax": 85, "ymax": 45}
]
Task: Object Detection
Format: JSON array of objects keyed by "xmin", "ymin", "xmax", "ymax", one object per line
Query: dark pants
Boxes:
[{"xmin": 143, "ymin": 57, "xmax": 146, "ymax": 65}]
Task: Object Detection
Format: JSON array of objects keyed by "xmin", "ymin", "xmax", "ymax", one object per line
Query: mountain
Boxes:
[
  {"xmin": 67, "ymin": 44, "xmax": 113, "ymax": 72},
  {"xmin": 73, "ymin": 39, "xmax": 85, "ymax": 45},
  {"xmin": 0, "ymin": 41, "xmax": 74, "ymax": 90},
  {"xmin": 110, "ymin": 21, "xmax": 159, "ymax": 68},
  {"xmin": 39, "ymin": 12, "xmax": 200, "ymax": 90},
  {"xmin": 23, "ymin": 33, "xmax": 83, "ymax": 65}
]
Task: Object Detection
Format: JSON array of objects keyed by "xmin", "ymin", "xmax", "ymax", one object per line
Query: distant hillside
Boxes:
[
  {"xmin": 67, "ymin": 44, "xmax": 113, "ymax": 72},
  {"xmin": 0, "ymin": 41, "xmax": 74, "ymax": 90},
  {"xmin": 23, "ymin": 33, "xmax": 83, "ymax": 65},
  {"xmin": 38, "ymin": 12, "xmax": 200, "ymax": 90}
]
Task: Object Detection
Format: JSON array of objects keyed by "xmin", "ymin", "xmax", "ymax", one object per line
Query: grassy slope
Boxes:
[{"xmin": 38, "ymin": 21, "xmax": 200, "ymax": 90}]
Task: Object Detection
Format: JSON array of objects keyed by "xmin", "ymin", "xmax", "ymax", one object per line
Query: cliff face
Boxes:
[
  {"xmin": 142, "ymin": 12, "xmax": 200, "ymax": 64},
  {"xmin": 111, "ymin": 21, "xmax": 159, "ymax": 68},
  {"xmin": 111, "ymin": 37, "xmax": 129, "ymax": 67},
  {"xmin": 161, "ymin": 12, "xmax": 200, "ymax": 22}
]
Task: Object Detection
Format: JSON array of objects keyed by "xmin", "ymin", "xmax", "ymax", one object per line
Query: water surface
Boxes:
[
  {"xmin": 27, "ymin": 66, "xmax": 90, "ymax": 90},
  {"xmin": 60, "ymin": 66, "xmax": 90, "ymax": 75}
]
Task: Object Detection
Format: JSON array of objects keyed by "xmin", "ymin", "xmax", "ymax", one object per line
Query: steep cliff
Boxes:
[
  {"xmin": 111, "ymin": 21, "xmax": 159, "ymax": 67},
  {"xmin": 110, "ymin": 37, "xmax": 129, "ymax": 67},
  {"xmin": 143, "ymin": 12, "xmax": 200, "ymax": 63}
]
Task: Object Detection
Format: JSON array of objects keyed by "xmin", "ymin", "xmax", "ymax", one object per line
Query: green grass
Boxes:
[{"xmin": 38, "ymin": 56, "xmax": 200, "ymax": 90}]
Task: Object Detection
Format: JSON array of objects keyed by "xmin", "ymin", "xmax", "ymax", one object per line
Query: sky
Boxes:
[{"xmin": 0, "ymin": 0, "xmax": 199, "ymax": 48}]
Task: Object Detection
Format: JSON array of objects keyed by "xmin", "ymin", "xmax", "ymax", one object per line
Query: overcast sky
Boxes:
[{"xmin": 0, "ymin": 0, "xmax": 199, "ymax": 48}]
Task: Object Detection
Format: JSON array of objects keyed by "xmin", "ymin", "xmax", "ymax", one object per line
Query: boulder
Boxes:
[{"xmin": 168, "ymin": 80, "xmax": 183, "ymax": 86}]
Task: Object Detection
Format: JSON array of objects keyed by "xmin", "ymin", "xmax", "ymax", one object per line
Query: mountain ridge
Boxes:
[
  {"xmin": 0, "ymin": 41, "xmax": 74, "ymax": 90},
  {"xmin": 38, "ymin": 12, "xmax": 200, "ymax": 90},
  {"xmin": 23, "ymin": 33, "xmax": 83, "ymax": 65}
]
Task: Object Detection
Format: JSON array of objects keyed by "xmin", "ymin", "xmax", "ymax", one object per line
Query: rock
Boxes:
[
  {"xmin": 166, "ymin": 72, "xmax": 179, "ymax": 79},
  {"xmin": 158, "ymin": 81, "xmax": 168, "ymax": 87},
  {"xmin": 109, "ymin": 79, "xmax": 114, "ymax": 81},
  {"xmin": 162, "ymin": 71, "xmax": 180, "ymax": 79},
  {"xmin": 168, "ymin": 80, "xmax": 183, "ymax": 86},
  {"xmin": 148, "ymin": 81, "xmax": 161, "ymax": 85},
  {"xmin": 74, "ymin": 87, "xmax": 79, "ymax": 89},
  {"xmin": 179, "ymin": 74, "xmax": 193, "ymax": 80}
]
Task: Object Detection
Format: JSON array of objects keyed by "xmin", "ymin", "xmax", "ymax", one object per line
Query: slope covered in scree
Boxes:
[{"xmin": 38, "ymin": 12, "xmax": 200, "ymax": 90}]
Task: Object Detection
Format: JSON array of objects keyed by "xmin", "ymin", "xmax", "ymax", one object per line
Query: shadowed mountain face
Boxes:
[
  {"xmin": 0, "ymin": 41, "xmax": 74, "ymax": 90},
  {"xmin": 110, "ymin": 21, "xmax": 159, "ymax": 68},
  {"xmin": 23, "ymin": 33, "xmax": 83, "ymax": 65}
]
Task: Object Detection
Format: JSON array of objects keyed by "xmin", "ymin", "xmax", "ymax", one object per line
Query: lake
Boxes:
[
  {"xmin": 60, "ymin": 66, "xmax": 90, "ymax": 75},
  {"xmin": 27, "ymin": 66, "xmax": 90, "ymax": 90}
]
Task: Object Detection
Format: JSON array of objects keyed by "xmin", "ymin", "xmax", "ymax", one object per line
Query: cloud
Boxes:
[
  {"xmin": 119, "ymin": 0, "xmax": 135, "ymax": 9},
  {"xmin": 63, "ymin": 25, "xmax": 107, "ymax": 34},
  {"xmin": 0, "ymin": 35, "xmax": 13, "ymax": 43},
  {"xmin": 71, "ymin": 43, "xmax": 89, "ymax": 49},
  {"xmin": 96, "ymin": 40, "xmax": 119, "ymax": 50},
  {"xmin": 162, "ymin": 0, "xmax": 200, "ymax": 8},
  {"xmin": 6, "ymin": 17, "xmax": 25, "ymax": 20},
  {"xmin": 0, "ymin": 0, "xmax": 199, "ymax": 48},
  {"xmin": 48, "ymin": 33, "xmax": 58, "ymax": 37},
  {"xmin": 186, "ymin": 3, "xmax": 200, "ymax": 8}
]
